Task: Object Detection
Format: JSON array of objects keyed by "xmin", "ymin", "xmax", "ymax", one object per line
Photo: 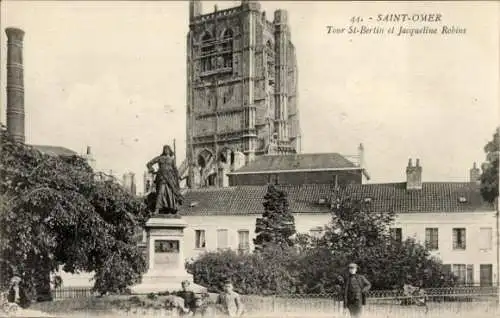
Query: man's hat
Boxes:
[{"xmin": 348, "ymin": 263, "xmax": 358, "ymax": 268}]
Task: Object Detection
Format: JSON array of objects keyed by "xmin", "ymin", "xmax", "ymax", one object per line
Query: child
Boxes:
[
  {"xmin": 176, "ymin": 280, "xmax": 196, "ymax": 315},
  {"xmin": 192, "ymin": 293, "xmax": 212, "ymax": 317},
  {"xmin": 216, "ymin": 279, "xmax": 244, "ymax": 317}
]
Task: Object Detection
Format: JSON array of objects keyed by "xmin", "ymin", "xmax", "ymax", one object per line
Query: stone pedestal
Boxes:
[{"xmin": 131, "ymin": 217, "xmax": 205, "ymax": 294}]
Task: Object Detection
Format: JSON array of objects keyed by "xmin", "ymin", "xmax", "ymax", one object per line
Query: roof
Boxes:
[
  {"xmin": 337, "ymin": 182, "xmax": 493, "ymax": 213},
  {"xmin": 179, "ymin": 184, "xmax": 333, "ymax": 216},
  {"xmin": 229, "ymin": 153, "xmax": 358, "ymax": 175},
  {"xmin": 178, "ymin": 182, "xmax": 494, "ymax": 216},
  {"xmin": 31, "ymin": 145, "xmax": 78, "ymax": 157}
]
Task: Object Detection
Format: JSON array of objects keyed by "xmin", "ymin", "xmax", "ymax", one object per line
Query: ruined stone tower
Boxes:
[{"xmin": 184, "ymin": 0, "xmax": 301, "ymax": 188}]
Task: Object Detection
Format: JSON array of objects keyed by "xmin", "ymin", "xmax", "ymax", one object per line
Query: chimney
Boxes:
[
  {"xmin": 189, "ymin": 0, "xmax": 202, "ymax": 21},
  {"xmin": 406, "ymin": 158, "xmax": 422, "ymax": 190},
  {"xmin": 5, "ymin": 27, "xmax": 25, "ymax": 143},
  {"xmin": 84, "ymin": 145, "xmax": 96, "ymax": 170},
  {"xmin": 469, "ymin": 162, "xmax": 481, "ymax": 184},
  {"xmin": 357, "ymin": 143, "xmax": 364, "ymax": 168},
  {"xmin": 130, "ymin": 175, "xmax": 137, "ymax": 196}
]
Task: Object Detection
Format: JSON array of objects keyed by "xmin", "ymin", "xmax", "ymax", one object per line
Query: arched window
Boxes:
[
  {"xmin": 266, "ymin": 40, "xmax": 275, "ymax": 84},
  {"xmin": 218, "ymin": 148, "xmax": 235, "ymax": 165},
  {"xmin": 201, "ymin": 31, "xmax": 212, "ymax": 44},
  {"xmin": 220, "ymin": 29, "xmax": 234, "ymax": 69},
  {"xmin": 200, "ymin": 31, "xmax": 215, "ymax": 73}
]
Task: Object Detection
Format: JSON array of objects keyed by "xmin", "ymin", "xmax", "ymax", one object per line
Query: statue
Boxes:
[{"xmin": 146, "ymin": 145, "xmax": 183, "ymax": 216}]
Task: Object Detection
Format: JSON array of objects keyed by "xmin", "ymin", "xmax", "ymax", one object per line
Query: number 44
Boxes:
[{"xmin": 350, "ymin": 16, "xmax": 363, "ymax": 23}]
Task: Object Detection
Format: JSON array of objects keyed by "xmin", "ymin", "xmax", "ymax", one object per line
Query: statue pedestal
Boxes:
[{"xmin": 131, "ymin": 216, "xmax": 206, "ymax": 294}]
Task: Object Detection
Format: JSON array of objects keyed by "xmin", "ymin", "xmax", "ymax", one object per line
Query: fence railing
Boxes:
[
  {"xmin": 52, "ymin": 287, "xmax": 94, "ymax": 300},
  {"xmin": 43, "ymin": 287, "xmax": 500, "ymax": 317},
  {"xmin": 50, "ymin": 286, "xmax": 498, "ymax": 301}
]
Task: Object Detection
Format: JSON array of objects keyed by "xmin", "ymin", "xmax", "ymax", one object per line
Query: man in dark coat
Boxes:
[{"xmin": 343, "ymin": 263, "xmax": 371, "ymax": 318}]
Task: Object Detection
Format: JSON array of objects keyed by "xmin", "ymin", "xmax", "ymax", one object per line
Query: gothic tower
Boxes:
[{"xmin": 184, "ymin": 0, "xmax": 301, "ymax": 188}]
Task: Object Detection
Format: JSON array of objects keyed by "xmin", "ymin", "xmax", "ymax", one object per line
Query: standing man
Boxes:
[{"xmin": 343, "ymin": 263, "xmax": 371, "ymax": 318}]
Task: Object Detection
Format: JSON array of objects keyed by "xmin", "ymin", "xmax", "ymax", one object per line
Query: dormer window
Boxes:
[{"xmin": 458, "ymin": 197, "xmax": 467, "ymax": 203}]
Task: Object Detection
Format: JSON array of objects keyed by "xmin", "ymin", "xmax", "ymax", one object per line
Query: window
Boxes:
[
  {"xmin": 452, "ymin": 264, "xmax": 466, "ymax": 285},
  {"xmin": 195, "ymin": 230, "xmax": 206, "ymax": 249},
  {"xmin": 479, "ymin": 227, "xmax": 492, "ymax": 250},
  {"xmin": 390, "ymin": 228, "xmax": 402, "ymax": 242},
  {"xmin": 442, "ymin": 264, "xmax": 451, "ymax": 274},
  {"xmin": 310, "ymin": 226, "xmax": 323, "ymax": 238},
  {"xmin": 238, "ymin": 230, "xmax": 250, "ymax": 253},
  {"xmin": 452, "ymin": 228, "xmax": 466, "ymax": 250},
  {"xmin": 217, "ymin": 229, "xmax": 229, "ymax": 249},
  {"xmin": 480, "ymin": 264, "xmax": 493, "ymax": 286},
  {"xmin": 265, "ymin": 41, "xmax": 275, "ymax": 85},
  {"xmin": 466, "ymin": 264, "xmax": 474, "ymax": 286},
  {"xmin": 200, "ymin": 29, "xmax": 233, "ymax": 76},
  {"xmin": 452, "ymin": 264, "xmax": 474, "ymax": 286},
  {"xmin": 425, "ymin": 228, "xmax": 439, "ymax": 250}
]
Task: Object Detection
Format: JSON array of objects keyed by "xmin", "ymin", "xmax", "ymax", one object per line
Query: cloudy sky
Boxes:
[{"xmin": 1, "ymin": 1, "xmax": 498, "ymax": 193}]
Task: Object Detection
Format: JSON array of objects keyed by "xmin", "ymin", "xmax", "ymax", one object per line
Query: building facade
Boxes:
[
  {"xmin": 227, "ymin": 144, "xmax": 368, "ymax": 186},
  {"xmin": 184, "ymin": 0, "xmax": 301, "ymax": 189},
  {"xmin": 178, "ymin": 160, "xmax": 497, "ymax": 286}
]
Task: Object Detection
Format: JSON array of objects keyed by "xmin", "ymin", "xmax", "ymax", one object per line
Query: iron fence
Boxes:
[{"xmin": 51, "ymin": 286, "xmax": 498, "ymax": 301}]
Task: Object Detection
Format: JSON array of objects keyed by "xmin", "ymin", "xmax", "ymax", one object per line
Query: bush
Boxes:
[{"xmin": 187, "ymin": 245, "xmax": 297, "ymax": 295}]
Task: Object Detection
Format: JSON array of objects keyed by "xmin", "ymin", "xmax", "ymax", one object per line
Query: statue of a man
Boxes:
[{"xmin": 146, "ymin": 145, "xmax": 183, "ymax": 216}]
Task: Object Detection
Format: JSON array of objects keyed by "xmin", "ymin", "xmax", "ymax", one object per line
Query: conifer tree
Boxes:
[{"xmin": 254, "ymin": 184, "xmax": 296, "ymax": 252}]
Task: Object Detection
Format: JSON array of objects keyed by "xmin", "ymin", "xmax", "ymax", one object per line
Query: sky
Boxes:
[{"xmin": 1, "ymin": 1, "xmax": 498, "ymax": 194}]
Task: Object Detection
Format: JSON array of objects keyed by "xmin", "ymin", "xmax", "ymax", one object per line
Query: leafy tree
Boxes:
[
  {"xmin": 305, "ymin": 194, "xmax": 455, "ymax": 291},
  {"xmin": 322, "ymin": 196, "xmax": 395, "ymax": 259},
  {"xmin": 0, "ymin": 127, "xmax": 151, "ymax": 304},
  {"xmin": 254, "ymin": 184, "xmax": 296, "ymax": 252},
  {"xmin": 480, "ymin": 127, "xmax": 499, "ymax": 204}
]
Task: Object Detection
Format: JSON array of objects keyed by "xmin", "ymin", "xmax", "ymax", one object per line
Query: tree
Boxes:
[
  {"xmin": 321, "ymin": 195, "xmax": 395, "ymax": 260},
  {"xmin": 304, "ymin": 194, "xmax": 455, "ymax": 291},
  {"xmin": 254, "ymin": 184, "xmax": 296, "ymax": 252},
  {"xmin": 479, "ymin": 127, "xmax": 499, "ymax": 304},
  {"xmin": 0, "ymin": 127, "xmax": 151, "ymax": 304},
  {"xmin": 480, "ymin": 127, "xmax": 499, "ymax": 204}
]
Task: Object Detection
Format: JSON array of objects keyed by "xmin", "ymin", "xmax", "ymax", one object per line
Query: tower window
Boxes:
[{"xmin": 200, "ymin": 29, "xmax": 233, "ymax": 76}]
